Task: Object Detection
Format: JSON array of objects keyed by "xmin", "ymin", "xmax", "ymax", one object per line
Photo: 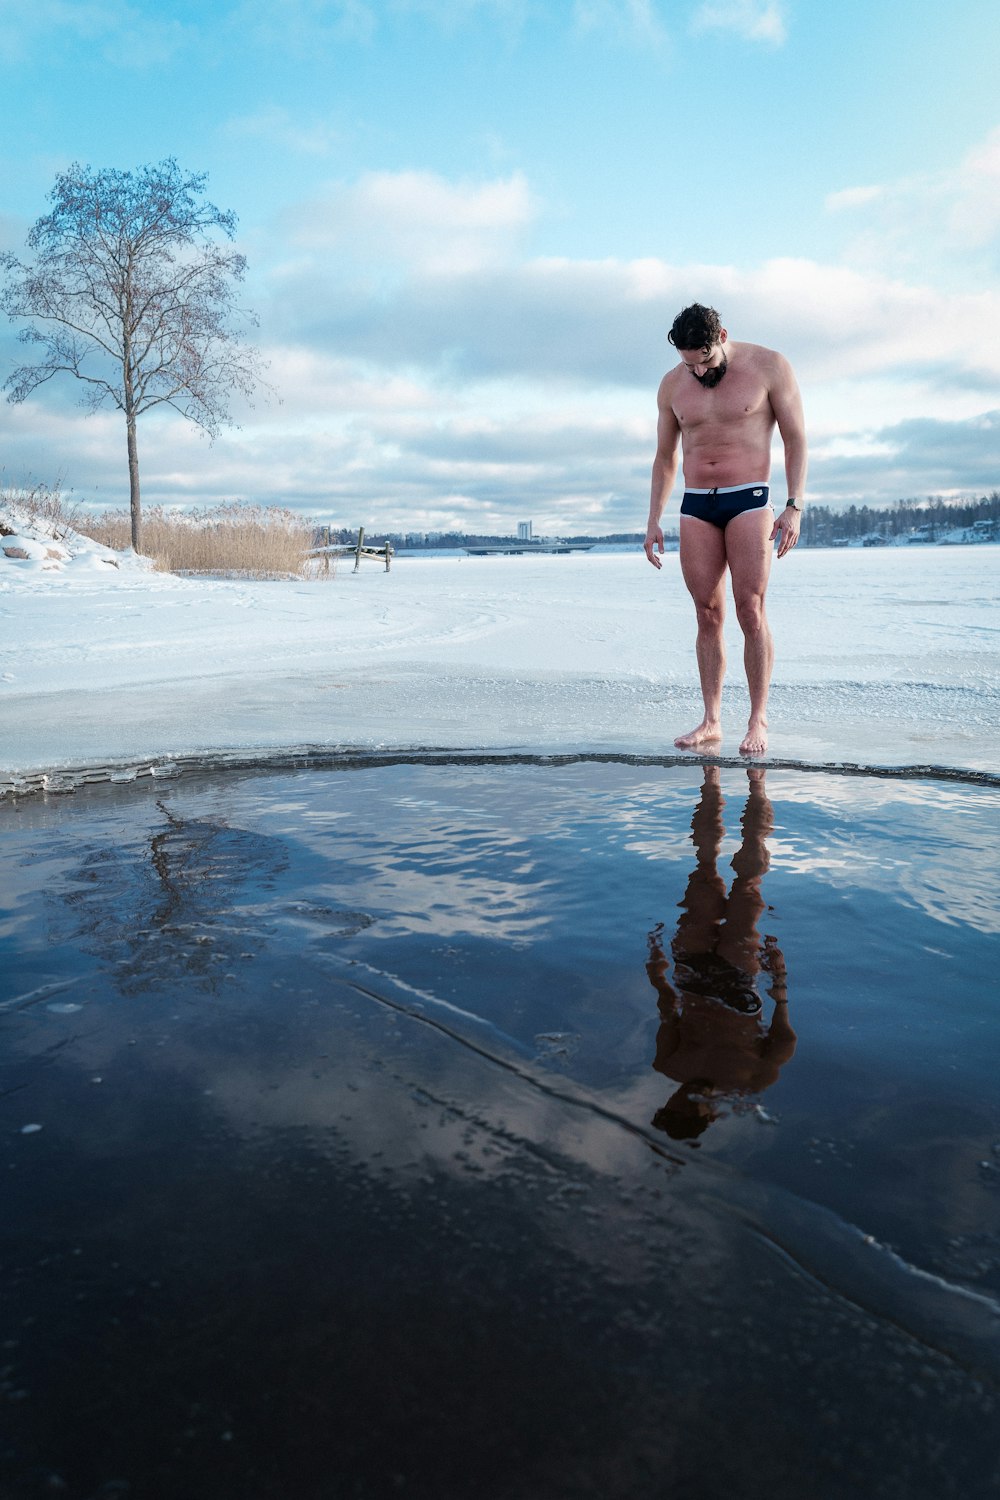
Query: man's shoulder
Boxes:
[
  {"xmin": 733, "ymin": 340, "xmax": 788, "ymax": 368},
  {"xmin": 733, "ymin": 341, "xmax": 797, "ymax": 390},
  {"xmin": 658, "ymin": 365, "xmax": 686, "ymax": 401}
]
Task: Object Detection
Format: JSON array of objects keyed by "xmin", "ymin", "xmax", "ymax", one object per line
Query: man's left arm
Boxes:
[{"xmin": 768, "ymin": 354, "xmax": 808, "ymax": 559}]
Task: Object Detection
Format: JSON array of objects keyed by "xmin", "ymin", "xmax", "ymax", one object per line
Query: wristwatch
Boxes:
[{"xmin": 786, "ymin": 498, "xmax": 801, "ymax": 511}]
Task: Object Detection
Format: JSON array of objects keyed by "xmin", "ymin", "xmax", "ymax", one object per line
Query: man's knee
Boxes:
[
  {"xmin": 734, "ymin": 592, "xmax": 766, "ymax": 635},
  {"xmin": 694, "ymin": 598, "xmax": 725, "ymax": 632}
]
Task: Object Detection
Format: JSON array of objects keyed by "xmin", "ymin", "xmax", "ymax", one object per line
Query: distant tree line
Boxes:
[
  {"xmin": 798, "ymin": 492, "xmax": 1000, "ymax": 545},
  {"xmin": 318, "ymin": 497, "xmax": 999, "ymax": 551}
]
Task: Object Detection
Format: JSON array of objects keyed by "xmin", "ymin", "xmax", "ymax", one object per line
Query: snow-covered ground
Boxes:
[{"xmin": 1, "ymin": 508, "xmax": 997, "ymax": 793}]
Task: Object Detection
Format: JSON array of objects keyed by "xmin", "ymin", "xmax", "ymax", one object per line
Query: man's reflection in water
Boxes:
[{"xmin": 646, "ymin": 767, "xmax": 795, "ymax": 1141}]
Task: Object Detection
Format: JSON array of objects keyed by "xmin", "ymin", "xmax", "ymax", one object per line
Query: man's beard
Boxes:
[{"xmin": 694, "ymin": 355, "xmax": 728, "ymax": 388}]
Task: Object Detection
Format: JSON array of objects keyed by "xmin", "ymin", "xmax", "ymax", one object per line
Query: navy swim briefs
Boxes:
[{"xmin": 680, "ymin": 483, "xmax": 771, "ymax": 530}]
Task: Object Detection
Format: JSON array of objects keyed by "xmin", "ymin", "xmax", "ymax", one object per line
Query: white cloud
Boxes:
[
  {"xmin": 264, "ymin": 216, "xmax": 1000, "ymax": 397},
  {"xmin": 7, "ymin": 151, "xmax": 1000, "ymax": 529},
  {"xmin": 724, "ymin": 257, "xmax": 1000, "ymax": 380},
  {"xmin": 284, "ymin": 169, "xmax": 538, "ymax": 273},
  {"xmin": 5, "ymin": 353, "xmax": 997, "ymax": 528},
  {"xmin": 948, "ymin": 125, "xmax": 1000, "ymax": 248},
  {"xmin": 242, "ymin": 228, "xmax": 1000, "ymax": 517},
  {"xmin": 263, "ymin": 346, "xmax": 444, "ymax": 417},
  {"xmin": 803, "ymin": 411, "xmax": 1000, "ymax": 505},
  {"xmin": 690, "ymin": 0, "xmax": 787, "ymax": 45},
  {"xmin": 825, "ymin": 185, "xmax": 884, "ymax": 213},
  {"xmin": 159, "ymin": 157, "xmax": 1000, "ymax": 521},
  {"xmin": 824, "ymin": 125, "xmax": 1000, "ymax": 272}
]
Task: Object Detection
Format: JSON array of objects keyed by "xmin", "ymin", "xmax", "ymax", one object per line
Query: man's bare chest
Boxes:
[{"xmin": 672, "ymin": 371, "xmax": 772, "ymax": 433}]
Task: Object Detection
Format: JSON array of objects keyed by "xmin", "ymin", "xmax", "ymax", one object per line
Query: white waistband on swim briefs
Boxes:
[{"xmin": 684, "ymin": 482, "xmax": 769, "ymax": 494}]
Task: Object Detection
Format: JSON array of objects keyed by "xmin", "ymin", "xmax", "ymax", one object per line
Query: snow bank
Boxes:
[
  {"xmin": 1, "ymin": 514, "xmax": 997, "ymax": 793},
  {"xmin": 0, "ymin": 499, "xmax": 153, "ymax": 577}
]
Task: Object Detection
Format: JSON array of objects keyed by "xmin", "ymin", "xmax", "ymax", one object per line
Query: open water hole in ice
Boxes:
[{"xmin": 1, "ymin": 760, "xmax": 998, "ymax": 1500}]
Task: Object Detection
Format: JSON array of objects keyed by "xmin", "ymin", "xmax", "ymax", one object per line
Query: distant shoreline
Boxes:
[
  {"xmin": 393, "ymin": 534, "xmax": 998, "ymax": 555},
  {"xmin": 362, "ymin": 494, "xmax": 1000, "ymax": 554}
]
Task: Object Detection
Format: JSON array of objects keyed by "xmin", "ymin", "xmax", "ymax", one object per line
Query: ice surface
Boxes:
[{"xmin": 1, "ymin": 544, "xmax": 997, "ymax": 792}]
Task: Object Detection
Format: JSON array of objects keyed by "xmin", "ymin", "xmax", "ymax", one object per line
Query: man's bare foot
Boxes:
[
  {"xmin": 674, "ymin": 720, "xmax": 723, "ymax": 750},
  {"xmin": 739, "ymin": 718, "xmax": 768, "ymax": 756}
]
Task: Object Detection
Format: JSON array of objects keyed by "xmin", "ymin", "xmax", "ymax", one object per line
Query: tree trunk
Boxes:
[{"xmin": 126, "ymin": 410, "xmax": 142, "ymax": 552}]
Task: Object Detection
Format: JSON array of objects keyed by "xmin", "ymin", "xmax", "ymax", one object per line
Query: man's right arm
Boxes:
[{"xmin": 645, "ymin": 379, "xmax": 681, "ymax": 570}]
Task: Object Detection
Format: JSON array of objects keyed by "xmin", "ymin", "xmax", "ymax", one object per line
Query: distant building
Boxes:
[{"xmin": 517, "ymin": 520, "xmax": 532, "ymax": 540}]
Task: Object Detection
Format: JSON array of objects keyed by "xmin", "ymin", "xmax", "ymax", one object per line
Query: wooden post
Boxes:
[
  {"xmin": 354, "ymin": 526, "xmax": 365, "ymax": 573},
  {"xmin": 384, "ymin": 542, "xmax": 391, "ymax": 572}
]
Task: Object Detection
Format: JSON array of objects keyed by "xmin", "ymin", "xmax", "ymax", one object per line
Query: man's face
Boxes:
[{"xmin": 678, "ymin": 343, "xmax": 728, "ymax": 387}]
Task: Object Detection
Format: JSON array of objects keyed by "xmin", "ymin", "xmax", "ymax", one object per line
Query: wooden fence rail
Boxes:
[{"xmin": 308, "ymin": 526, "xmax": 394, "ymax": 573}]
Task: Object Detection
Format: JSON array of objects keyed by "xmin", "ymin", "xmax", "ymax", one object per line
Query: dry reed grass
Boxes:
[
  {"xmin": 80, "ymin": 502, "xmax": 317, "ymax": 577},
  {"xmin": 0, "ymin": 477, "xmax": 85, "ymax": 540},
  {"xmin": 1, "ymin": 481, "xmax": 322, "ymax": 578}
]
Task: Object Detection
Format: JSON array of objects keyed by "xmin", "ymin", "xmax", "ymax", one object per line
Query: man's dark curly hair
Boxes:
[{"xmin": 668, "ymin": 303, "xmax": 724, "ymax": 351}]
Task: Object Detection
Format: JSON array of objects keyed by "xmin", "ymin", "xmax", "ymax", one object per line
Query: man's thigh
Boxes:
[
  {"xmin": 723, "ymin": 506, "xmax": 775, "ymax": 597},
  {"xmin": 679, "ymin": 515, "xmax": 728, "ymax": 605}
]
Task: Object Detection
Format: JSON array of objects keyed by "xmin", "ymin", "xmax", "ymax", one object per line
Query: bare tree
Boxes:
[{"xmin": 1, "ymin": 159, "xmax": 266, "ymax": 551}]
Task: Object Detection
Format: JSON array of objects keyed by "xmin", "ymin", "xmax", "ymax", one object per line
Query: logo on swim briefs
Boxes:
[{"xmin": 753, "ymin": 489, "xmax": 763, "ymax": 496}]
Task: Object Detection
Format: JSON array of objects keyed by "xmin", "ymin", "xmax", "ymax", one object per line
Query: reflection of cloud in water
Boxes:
[
  {"xmin": 773, "ymin": 828, "xmax": 995, "ymax": 930},
  {"xmin": 289, "ymin": 802, "xmax": 555, "ymax": 941},
  {"xmin": 286, "ymin": 768, "xmax": 1000, "ymax": 940},
  {"xmin": 335, "ymin": 857, "xmax": 553, "ymax": 942},
  {"xmin": 5, "ymin": 939, "xmax": 675, "ymax": 1222},
  {"xmin": 764, "ymin": 776, "xmax": 1000, "ymax": 934},
  {"xmin": 175, "ymin": 962, "xmax": 680, "ymax": 1215}
]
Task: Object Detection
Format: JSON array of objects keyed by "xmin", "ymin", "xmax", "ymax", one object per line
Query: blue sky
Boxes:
[{"xmin": 2, "ymin": 0, "xmax": 999, "ymax": 532}]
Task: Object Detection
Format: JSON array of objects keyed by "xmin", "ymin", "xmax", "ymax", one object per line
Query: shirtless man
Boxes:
[{"xmin": 644, "ymin": 303, "xmax": 807, "ymax": 756}]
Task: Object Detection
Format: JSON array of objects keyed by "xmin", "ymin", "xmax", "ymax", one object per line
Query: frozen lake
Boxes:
[
  {"xmin": 2, "ymin": 540, "xmax": 999, "ymax": 1494},
  {"xmin": 2, "ymin": 544, "xmax": 998, "ymax": 792}
]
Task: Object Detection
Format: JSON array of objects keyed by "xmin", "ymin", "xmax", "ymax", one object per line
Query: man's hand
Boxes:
[
  {"xmin": 644, "ymin": 524, "xmax": 665, "ymax": 569},
  {"xmin": 770, "ymin": 506, "xmax": 800, "ymax": 559}
]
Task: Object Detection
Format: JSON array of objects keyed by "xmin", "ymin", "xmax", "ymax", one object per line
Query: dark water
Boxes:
[{"xmin": 1, "ymin": 761, "xmax": 998, "ymax": 1500}]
